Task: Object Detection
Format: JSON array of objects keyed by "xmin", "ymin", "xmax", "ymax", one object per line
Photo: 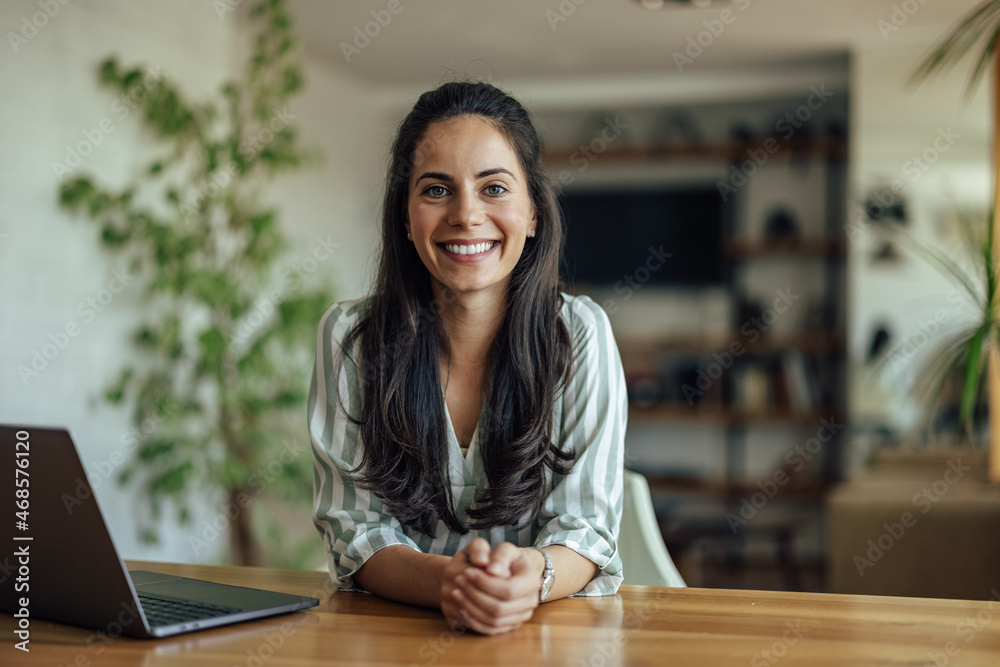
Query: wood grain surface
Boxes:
[{"xmin": 2, "ymin": 560, "xmax": 998, "ymax": 666}]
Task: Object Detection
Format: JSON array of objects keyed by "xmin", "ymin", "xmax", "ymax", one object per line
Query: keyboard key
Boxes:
[{"xmin": 138, "ymin": 594, "xmax": 239, "ymax": 627}]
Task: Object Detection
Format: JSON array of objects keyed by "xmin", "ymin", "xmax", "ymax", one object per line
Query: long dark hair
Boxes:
[{"xmin": 339, "ymin": 81, "xmax": 574, "ymax": 536}]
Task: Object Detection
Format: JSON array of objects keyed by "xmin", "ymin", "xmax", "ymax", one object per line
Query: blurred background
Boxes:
[{"xmin": 1, "ymin": 0, "xmax": 997, "ymax": 599}]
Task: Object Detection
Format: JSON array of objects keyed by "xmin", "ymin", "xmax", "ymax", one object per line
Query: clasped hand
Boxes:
[{"xmin": 440, "ymin": 537, "xmax": 544, "ymax": 636}]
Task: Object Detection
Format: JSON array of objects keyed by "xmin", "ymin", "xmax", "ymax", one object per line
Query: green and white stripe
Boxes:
[{"xmin": 309, "ymin": 294, "xmax": 626, "ymax": 596}]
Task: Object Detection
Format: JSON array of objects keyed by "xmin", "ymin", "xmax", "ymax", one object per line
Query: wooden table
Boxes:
[{"xmin": 2, "ymin": 560, "xmax": 999, "ymax": 666}]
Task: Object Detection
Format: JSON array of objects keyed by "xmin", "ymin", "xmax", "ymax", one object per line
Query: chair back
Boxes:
[{"xmin": 620, "ymin": 470, "xmax": 686, "ymax": 587}]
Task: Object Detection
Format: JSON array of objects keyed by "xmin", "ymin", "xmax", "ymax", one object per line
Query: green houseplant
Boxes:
[
  {"xmin": 58, "ymin": 0, "xmax": 332, "ymax": 566},
  {"xmin": 907, "ymin": 0, "xmax": 1000, "ymax": 480},
  {"xmin": 882, "ymin": 209, "xmax": 992, "ymax": 437}
]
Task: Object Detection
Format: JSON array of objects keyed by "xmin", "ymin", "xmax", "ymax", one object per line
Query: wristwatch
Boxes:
[{"xmin": 531, "ymin": 546, "xmax": 555, "ymax": 602}]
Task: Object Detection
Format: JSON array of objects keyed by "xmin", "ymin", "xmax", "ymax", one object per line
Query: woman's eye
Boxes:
[
  {"xmin": 425, "ymin": 185, "xmax": 447, "ymax": 197},
  {"xmin": 485, "ymin": 184, "xmax": 507, "ymax": 196}
]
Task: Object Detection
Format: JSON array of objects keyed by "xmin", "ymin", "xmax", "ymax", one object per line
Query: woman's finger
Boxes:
[
  {"xmin": 457, "ymin": 598, "xmax": 533, "ymax": 635},
  {"xmin": 483, "ymin": 541, "xmax": 522, "ymax": 577},
  {"xmin": 462, "ymin": 537, "xmax": 493, "ymax": 569},
  {"xmin": 454, "ymin": 574, "xmax": 536, "ymax": 619},
  {"xmin": 463, "ymin": 559, "xmax": 540, "ymax": 602}
]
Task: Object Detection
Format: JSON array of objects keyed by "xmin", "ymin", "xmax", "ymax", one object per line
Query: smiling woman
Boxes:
[{"xmin": 308, "ymin": 81, "xmax": 627, "ymax": 636}]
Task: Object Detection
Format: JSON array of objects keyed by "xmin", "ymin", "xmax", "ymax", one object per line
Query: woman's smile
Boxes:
[{"xmin": 438, "ymin": 239, "xmax": 501, "ymax": 261}]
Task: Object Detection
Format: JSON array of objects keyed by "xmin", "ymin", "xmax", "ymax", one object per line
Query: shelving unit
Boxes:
[
  {"xmin": 544, "ymin": 108, "xmax": 848, "ymax": 589},
  {"xmin": 628, "ymin": 403, "xmax": 842, "ymax": 427},
  {"xmin": 543, "ymin": 137, "xmax": 846, "ymax": 165},
  {"xmin": 724, "ymin": 237, "xmax": 843, "ymax": 258}
]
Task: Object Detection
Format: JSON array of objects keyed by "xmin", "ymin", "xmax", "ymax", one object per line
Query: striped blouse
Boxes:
[{"xmin": 308, "ymin": 293, "xmax": 627, "ymax": 596}]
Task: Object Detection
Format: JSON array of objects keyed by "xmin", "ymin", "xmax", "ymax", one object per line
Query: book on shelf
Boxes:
[
  {"xmin": 734, "ymin": 362, "xmax": 771, "ymax": 413},
  {"xmin": 782, "ymin": 350, "xmax": 816, "ymax": 415}
]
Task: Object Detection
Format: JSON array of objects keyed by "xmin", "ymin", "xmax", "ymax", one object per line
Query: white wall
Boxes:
[
  {"xmin": 272, "ymin": 54, "xmax": 395, "ymax": 302},
  {"xmin": 0, "ymin": 0, "xmax": 389, "ymax": 564},
  {"xmin": 848, "ymin": 46, "xmax": 990, "ymax": 441}
]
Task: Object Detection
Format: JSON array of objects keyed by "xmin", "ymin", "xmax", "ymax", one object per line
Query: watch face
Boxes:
[
  {"xmin": 535, "ymin": 547, "xmax": 554, "ymax": 601},
  {"xmin": 540, "ymin": 574, "xmax": 554, "ymax": 601}
]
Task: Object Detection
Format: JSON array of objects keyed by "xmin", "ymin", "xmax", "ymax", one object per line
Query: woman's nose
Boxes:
[{"xmin": 448, "ymin": 189, "xmax": 485, "ymax": 227}]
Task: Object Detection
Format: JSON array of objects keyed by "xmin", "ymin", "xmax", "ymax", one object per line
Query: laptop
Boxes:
[{"xmin": 0, "ymin": 425, "xmax": 319, "ymax": 638}]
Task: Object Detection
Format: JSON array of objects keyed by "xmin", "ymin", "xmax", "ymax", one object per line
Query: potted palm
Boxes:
[{"xmin": 909, "ymin": 0, "xmax": 1000, "ymax": 482}]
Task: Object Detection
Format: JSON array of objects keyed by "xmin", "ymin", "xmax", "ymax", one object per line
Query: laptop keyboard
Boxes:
[{"xmin": 138, "ymin": 594, "xmax": 240, "ymax": 627}]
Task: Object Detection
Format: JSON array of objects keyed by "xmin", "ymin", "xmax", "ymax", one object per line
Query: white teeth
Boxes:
[{"xmin": 445, "ymin": 242, "xmax": 494, "ymax": 255}]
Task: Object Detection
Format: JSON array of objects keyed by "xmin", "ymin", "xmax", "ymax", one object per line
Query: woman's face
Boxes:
[{"xmin": 406, "ymin": 116, "xmax": 536, "ymax": 302}]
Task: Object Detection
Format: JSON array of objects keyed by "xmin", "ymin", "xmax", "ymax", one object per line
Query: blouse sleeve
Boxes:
[
  {"xmin": 534, "ymin": 295, "xmax": 627, "ymax": 596},
  {"xmin": 308, "ymin": 301, "xmax": 420, "ymax": 592}
]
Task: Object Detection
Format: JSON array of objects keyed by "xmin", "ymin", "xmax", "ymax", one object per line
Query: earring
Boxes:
[
  {"xmin": 529, "ymin": 230, "xmax": 536, "ymax": 238},
  {"xmin": 407, "ymin": 231, "xmax": 411, "ymax": 241}
]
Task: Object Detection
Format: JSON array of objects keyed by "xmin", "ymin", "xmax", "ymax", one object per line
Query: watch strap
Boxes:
[{"xmin": 530, "ymin": 546, "xmax": 554, "ymax": 602}]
